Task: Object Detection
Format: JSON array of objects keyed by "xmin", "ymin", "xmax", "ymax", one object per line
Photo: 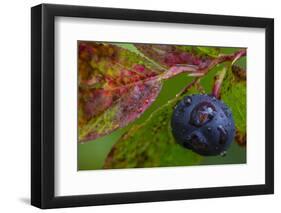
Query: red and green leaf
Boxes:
[
  {"xmin": 135, "ymin": 44, "xmax": 214, "ymax": 69},
  {"xmin": 78, "ymin": 42, "xmax": 166, "ymax": 142}
]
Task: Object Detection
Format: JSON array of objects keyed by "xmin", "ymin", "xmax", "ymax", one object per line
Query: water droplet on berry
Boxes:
[
  {"xmin": 171, "ymin": 94, "xmax": 235, "ymax": 156},
  {"xmin": 183, "ymin": 135, "xmax": 192, "ymax": 149},
  {"xmin": 190, "ymin": 102, "xmax": 216, "ymax": 127},
  {"xmin": 179, "ymin": 107, "xmax": 185, "ymax": 113},
  {"xmin": 217, "ymin": 125, "xmax": 228, "ymax": 145},
  {"xmin": 184, "ymin": 96, "xmax": 192, "ymax": 106},
  {"xmin": 185, "ymin": 132, "xmax": 207, "ymax": 151}
]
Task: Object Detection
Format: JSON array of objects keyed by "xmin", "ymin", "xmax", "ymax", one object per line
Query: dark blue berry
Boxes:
[{"xmin": 171, "ymin": 94, "xmax": 235, "ymax": 156}]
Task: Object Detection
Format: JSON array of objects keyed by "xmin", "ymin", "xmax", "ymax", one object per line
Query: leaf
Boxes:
[
  {"xmin": 78, "ymin": 42, "xmax": 166, "ymax": 142},
  {"xmin": 135, "ymin": 44, "xmax": 214, "ymax": 68},
  {"xmin": 104, "ymin": 89, "xmax": 202, "ymax": 169},
  {"xmin": 221, "ymin": 63, "xmax": 246, "ymax": 145},
  {"xmin": 232, "ymin": 65, "xmax": 246, "ymax": 81},
  {"xmin": 196, "ymin": 47, "xmax": 220, "ymax": 58},
  {"xmin": 114, "ymin": 43, "xmax": 165, "ymax": 69}
]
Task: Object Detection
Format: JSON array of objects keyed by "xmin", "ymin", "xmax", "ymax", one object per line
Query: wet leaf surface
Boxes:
[
  {"xmin": 221, "ymin": 61, "xmax": 246, "ymax": 145},
  {"xmin": 104, "ymin": 89, "xmax": 202, "ymax": 169},
  {"xmin": 78, "ymin": 42, "xmax": 165, "ymax": 142}
]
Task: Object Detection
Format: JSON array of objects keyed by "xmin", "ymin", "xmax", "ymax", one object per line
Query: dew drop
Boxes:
[
  {"xmin": 207, "ymin": 127, "xmax": 212, "ymax": 132},
  {"xmin": 190, "ymin": 102, "xmax": 216, "ymax": 127},
  {"xmin": 217, "ymin": 125, "xmax": 228, "ymax": 145},
  {"xmin": 185, "ymin": 132, "xmax": 207, "ymax": 151},
  {"xmin": 183, "ymin": 135, "xmax": 192, "ymax": 149},
  {"xmin": 137, "ymin": 107, "xmax": 143, "ymax": 113},
  {"xmin": 179, "ymin": 107, "xmax": 185, "ymax": 113},
  {"xmin": 220, "ymin": 151, "xmax": 227, "ymax": 157},
  {"xmin": 184, "ymin": 96, "xmax": 192, "ymax": 106},
  {"xmin": 144, "ymin": 99, "xmax": 149, "ymax": 104}
]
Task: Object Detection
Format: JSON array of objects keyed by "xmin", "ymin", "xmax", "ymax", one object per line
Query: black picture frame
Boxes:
[{"xmin": 31, "ymin": 3, "xmax": 274, "ymax": 209}]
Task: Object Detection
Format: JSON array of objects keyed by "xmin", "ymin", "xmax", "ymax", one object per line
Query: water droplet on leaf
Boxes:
[
  {"xmin": 220, "ymin": 151, "xmax": 227, "ymax": 157},
  {"xmin": 137, "ymin": 107, "xmax": 143, "ymax": 113}
]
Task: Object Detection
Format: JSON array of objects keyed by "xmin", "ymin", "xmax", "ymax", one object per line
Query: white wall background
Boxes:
[{"xmin": 0, "ymin": 0, "xmax": 279, "ymax": 212}]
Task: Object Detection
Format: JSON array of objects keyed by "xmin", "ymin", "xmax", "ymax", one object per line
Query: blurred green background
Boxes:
[{"xmin": 78, "ymin": 44, "xmax": 246, "ymax": 170}]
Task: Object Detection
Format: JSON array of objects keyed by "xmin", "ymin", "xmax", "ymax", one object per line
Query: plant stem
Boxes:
[
  {"xmin": 162, "ymin": 49, "xmax": 246, "ymax": 80},
  {"xmin": 173, "ymin": 49, "xmax": 246, "ymax": 98},
  {"xmin": 212, "ymin": 67, "xmax": 227, "ymax": 99},
  {"xmin": 211, "ymin": 48, "xmax": 246, "ymax": 99}
]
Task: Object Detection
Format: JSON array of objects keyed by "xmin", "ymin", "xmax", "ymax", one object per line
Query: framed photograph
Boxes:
[{"xmin": 31, "ymin": 3, "xmax": 274, "ymax": 209}]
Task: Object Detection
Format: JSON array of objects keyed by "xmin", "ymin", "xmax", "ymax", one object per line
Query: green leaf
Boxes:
[
  {"xmin": 104, "ymin": 91, "xmax": 202, "ymax": 169},
  {"xmin": 196, "ymin": 47, "xmax": 220, "ymax": 58},
  {"xmin": 221, "ymin": 63, "xmax": 246, "ymax": 142},
  {"xmin": 114, "ymin": 43, "xmax": 164, "ymax": 69}
]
